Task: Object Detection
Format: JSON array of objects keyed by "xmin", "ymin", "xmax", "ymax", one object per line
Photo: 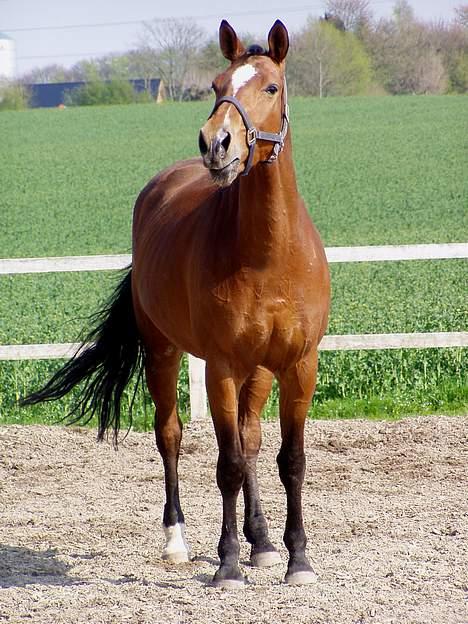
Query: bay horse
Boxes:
[{"xmin": 22, "ymin": 20, "xmax": 330, "ymax": 588}]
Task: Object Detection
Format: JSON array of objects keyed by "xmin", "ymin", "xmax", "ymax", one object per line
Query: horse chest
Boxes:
[{"xmin": 203, "ymin": 274, "xmax": 314, "ymax": 367}]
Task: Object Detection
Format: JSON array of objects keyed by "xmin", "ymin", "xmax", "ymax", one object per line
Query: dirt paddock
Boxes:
[{"xmin": 0, "ymin": 416, "xmax": 466, "ymax": 624}]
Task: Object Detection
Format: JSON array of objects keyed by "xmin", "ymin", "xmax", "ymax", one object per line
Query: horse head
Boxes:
[{"xmin": 199, "ymin": 20, "xmax": 290, "ymax": 187}]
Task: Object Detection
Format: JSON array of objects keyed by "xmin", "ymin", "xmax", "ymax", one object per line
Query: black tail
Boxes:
[{"xmin": 21, "ymin": 270, "xmax": 145, "ymax": 443}]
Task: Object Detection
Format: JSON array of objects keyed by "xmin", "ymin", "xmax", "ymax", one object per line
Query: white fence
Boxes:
[
  {"xmin": 1, "ymin": 243, "xmax": 466, "ymax": 275},
  {"xmin": 2, "ymin": 243, "xmax": 467, "ymax": 419}
]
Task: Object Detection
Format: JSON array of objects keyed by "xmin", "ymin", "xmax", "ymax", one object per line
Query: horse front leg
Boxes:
[
  {"xmin": 277, "ymin": 351, "xmax": 319, "ymax": 585},
  {"xmin": 146, "ymin": 349, "xmax": 191, "ymax": 563},
  {"xmin": 239, "ymin": 367, "xmax": 281, "ymax": 567},
  {"xmin": 206, "ymin": 361, "xmax": 246, "ymax": 588}
]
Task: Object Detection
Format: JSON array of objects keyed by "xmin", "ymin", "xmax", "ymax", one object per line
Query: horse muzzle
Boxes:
[{"xmin": 199, "ymin": 128, "xmax": 241, "ymax": 187}]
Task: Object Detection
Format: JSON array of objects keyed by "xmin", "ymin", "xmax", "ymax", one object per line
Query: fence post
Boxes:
[{"xmin": 188, "ymin": 355, "xmax": 207, "ymax": 421}]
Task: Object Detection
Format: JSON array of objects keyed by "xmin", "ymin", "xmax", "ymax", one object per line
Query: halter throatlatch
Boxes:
[{"xmin": 209, "ymin": 80, "xmax": 289, "ymax": 176}]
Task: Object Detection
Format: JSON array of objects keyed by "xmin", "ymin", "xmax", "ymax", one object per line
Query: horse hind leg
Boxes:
[
  {"xmin": 145, "ymin": 345, "xmax": 191, "ymax": 563},
  {"xmin": 239, "ymin": 367, "xmax": 281, "ymax": 568}
]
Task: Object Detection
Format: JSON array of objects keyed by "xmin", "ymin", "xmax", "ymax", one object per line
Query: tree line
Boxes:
[{"xmin": 7, "ymin": 0, "xmax": 468, "ymax": 106}]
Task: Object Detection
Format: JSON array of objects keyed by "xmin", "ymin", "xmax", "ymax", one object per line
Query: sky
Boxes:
[{"xmin": 1, "ymin": 0, "xmax": 463, "ymax": 76}]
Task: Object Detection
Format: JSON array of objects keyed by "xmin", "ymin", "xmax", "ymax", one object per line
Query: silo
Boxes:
[{"xmin": 0, "ymin": 32, "xmax": 16, "ymax": 79}]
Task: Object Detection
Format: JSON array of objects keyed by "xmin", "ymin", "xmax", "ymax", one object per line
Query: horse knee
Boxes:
[
  {"xmin": 217, "ymin": 451, "xmax": 246, "ymax": 494},
  {"xmin": 277, "ymin": 446, "xmax": 306, "ymax": 487}
]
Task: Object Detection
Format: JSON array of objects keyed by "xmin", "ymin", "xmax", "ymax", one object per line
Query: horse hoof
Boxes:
[
  {"xmin": 284, "ymin": 570, "xmax": 318, "ymax": 585},
  {"xmin": 162, "ymin": 551, "xmax": 190, "ymax": 564},
  {"xmin": 250, "ymin": 550, "xmax": 282, "ymax": 567},
  {"xmin": 212, "ymin": 566, "xmax": 246, "ymax": 589},
  {"xmin": 212, "ymin": 577, "xmax": 246, "ymax": 590}
]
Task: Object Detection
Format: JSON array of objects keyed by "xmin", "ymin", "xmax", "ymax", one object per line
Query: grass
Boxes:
[
  {"xmin": 1, "ymin": 96, "xmax": 466, "ymax": 257},
  {"xmin": 0, "ymin": 95, "xmax": 467, "ymax": 427}
]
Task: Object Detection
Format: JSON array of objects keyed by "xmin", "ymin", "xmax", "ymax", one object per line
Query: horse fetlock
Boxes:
[
  {"xmin": 283, "ymin": 525, "xmax": 307, "ymax": 552},
  {"xmin": 162, "ymin": 522, "xmax": 191, "ymax": 562},
  {"xmin": 242, "ymin": 512, "xmax": 268, "ymax": 542}
]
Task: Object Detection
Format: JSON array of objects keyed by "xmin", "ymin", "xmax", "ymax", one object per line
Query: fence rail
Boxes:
[
  {"xmin": 1, "ymin": 333, "xmax": 467, "ymax": 362},
  {"xmin": 0, "ymin": 243, "xmax": 467, "ymax": 275},
  {"xmin": 2, "ymin": 244, "xmax": 466, "ymax": 419}
]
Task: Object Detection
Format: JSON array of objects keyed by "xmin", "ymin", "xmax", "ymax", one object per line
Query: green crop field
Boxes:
[{"xmin": 0, "ymin": 95, "xmax": 466, "ymax": 428}]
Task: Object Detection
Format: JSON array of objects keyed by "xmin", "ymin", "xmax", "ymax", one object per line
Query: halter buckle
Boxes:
[{"xmin": 247, "ymin": 128, "xmax": 257, "ymax": 146}]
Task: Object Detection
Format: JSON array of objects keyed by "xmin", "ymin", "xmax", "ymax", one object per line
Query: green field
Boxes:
[{"xmin": 1, "ymin": 96, "xmax": 467, "ymax": 427}]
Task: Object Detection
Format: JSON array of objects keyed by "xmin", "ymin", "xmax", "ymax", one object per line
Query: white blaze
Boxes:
[
  {"xmin": 224, "ymin": 63, "xmax": 257, "ymax": 126},
  {"xmin": 231, "ymin": 63, "xmax": 257, "ymax": 95}
]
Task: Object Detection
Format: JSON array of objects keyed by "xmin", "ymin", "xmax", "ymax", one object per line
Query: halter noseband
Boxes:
[{"xmin": 209, "ymin": 80, "xmax": 289, "ymax": 176}]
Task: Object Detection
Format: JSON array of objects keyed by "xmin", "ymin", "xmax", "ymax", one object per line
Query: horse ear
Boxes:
[
  {"xmin": 268, "ymin": 20, "xmax": 289, "ymax": 64},
  {"xmin": 219, "ymin": 20, "xmax": 246, "ymax": 61}
]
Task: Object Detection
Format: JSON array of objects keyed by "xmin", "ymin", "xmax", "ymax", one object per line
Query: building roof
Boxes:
[{"xmin": 0, "ymin": 32, "xmax": 13, "ymax": 40}]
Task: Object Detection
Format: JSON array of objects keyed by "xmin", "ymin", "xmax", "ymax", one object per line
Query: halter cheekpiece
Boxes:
[{"xmin": 209, "ymin": 80, "xmax": 289, "ymax": 176}]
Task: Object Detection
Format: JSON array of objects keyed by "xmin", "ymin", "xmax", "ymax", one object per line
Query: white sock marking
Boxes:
[{"xmin": 162, "ymin": 522, "xmax": 190, "ymax": 559}]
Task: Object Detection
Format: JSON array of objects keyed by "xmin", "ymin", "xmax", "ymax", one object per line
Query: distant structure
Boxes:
[
  {"xmin": 26, "ymin": 78, "xmax": 166, "ymax": 108},
  {"xmin": 0, "ymin": 32, "xmax": 15, "ymax": 79}
]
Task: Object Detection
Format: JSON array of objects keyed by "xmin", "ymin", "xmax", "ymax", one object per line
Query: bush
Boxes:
[
  {"xmin": 0, "ymin": 82, "xmax": 30, "ymax": 111},
  {"xmin": 447, "ymin": 51, "xmax": 468, "ymax": 94},
  {"xmin": 64, "ymin": 80, "xmax": 149, "ymax": 106}
]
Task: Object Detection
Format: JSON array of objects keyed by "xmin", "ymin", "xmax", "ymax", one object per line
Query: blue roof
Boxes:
[{"xmin": 0, "ymin": 32, "xmax": 13, "ymax": 40}]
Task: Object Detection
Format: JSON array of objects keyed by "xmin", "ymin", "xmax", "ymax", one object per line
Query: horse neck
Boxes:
[{"xmin": 237, "ymin": 134, "xmax": 299, "ymax": 267}]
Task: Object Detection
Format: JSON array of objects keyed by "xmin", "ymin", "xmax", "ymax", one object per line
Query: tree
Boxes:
[
  {"xmin": 138, "ymin": 18, "xmax": 206, "ymax": 101},
  {"xmin": 324, "ymin": 0, "xmax": 372, "ymax": 32},
  {"xmin": 427, "ymin": 18, "xmax": 468, "ymax": 93},
  {"xmin": 127, "ymin": 48, "xmax": 161, "ymax": 90},
  {"xmin": 363, "ymin": 2, "xmax": 450, "ymax": 94},
  {"xmin": 21, "ymin": 64, "xmax": 71, "ymax": 84},
  {"xmin": 393, "ymin": 0, "xmax": 415, "ymax": 24},
  {"xmin": 93, "ymin": 54, "xmax": 131, "ymax": 81},
  {"xmin": 288, "ymin": 19, "xmax": 373, "ymax": 97},
  {"xmin": 321, "ymin": 13, "xmax": 346, "ymax": 32},
  {"xmin": 455, "ymin": 4, "xmax": 468, "ymax": 28},
  {"xmin": 70, "ymin": 59, "xmax": 101, "ymax": 82}
]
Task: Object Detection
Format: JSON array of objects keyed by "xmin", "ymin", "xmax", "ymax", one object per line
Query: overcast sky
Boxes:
[{"xmin": 1, "ymin": 0, "xmax": 462, "ymax": 76}]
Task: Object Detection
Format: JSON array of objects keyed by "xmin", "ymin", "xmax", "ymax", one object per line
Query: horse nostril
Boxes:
[
  {"xmin": 198, "ymin": 130, "xmax": 208, "ymax": 155},
  {"xmin": 221, "ymin": 132, "xmax": 231, "ymax": 152}
]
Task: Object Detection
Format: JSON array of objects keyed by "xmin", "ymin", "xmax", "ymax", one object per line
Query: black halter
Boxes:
[{"xmin": 209, "ymin": 80, "xmax": 289, "ymax": 176}]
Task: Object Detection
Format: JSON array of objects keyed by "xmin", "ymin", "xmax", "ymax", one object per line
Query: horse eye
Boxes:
[{"xmin": 265, "ymin": 84, "xmax": 279, "ymax": 95}]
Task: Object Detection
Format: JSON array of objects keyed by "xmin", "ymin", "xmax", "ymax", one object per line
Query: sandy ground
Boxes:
[{"xmin": 0, "ymin": 416, "xmax": 467, "ymax": 624}]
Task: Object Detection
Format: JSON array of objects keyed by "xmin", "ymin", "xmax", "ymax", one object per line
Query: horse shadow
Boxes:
[{"xmin": 0, "ymin": 544, "xmax": 81, "ymax": 588}]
